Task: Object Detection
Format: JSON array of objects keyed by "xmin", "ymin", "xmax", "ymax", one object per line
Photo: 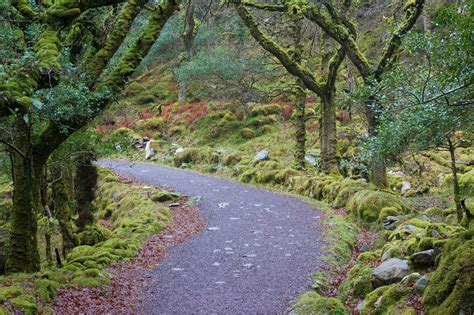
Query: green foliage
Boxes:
[{"xmin": 292, "ymin": 291, "xmax": 346, "ymax": 315}]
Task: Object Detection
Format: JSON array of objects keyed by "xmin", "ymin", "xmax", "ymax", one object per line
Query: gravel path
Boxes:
[{"xmin": 99, "ymin": 159, "xmax": 325, "ymax": 315}]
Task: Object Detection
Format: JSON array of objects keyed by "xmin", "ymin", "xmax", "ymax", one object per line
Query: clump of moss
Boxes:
[
  {"xmin": 378, "ymin": 206, "xmax": 401, "ymax": 221},
  {"xmin": 347, "ymin": 189, "xmax": 406, "ymax": 222},
  {"xmin": 250, "ymin": 104, "xmax": 282, "ymax": 116},
  {"xmin": 221, "ymin": 153, "xmax": 241, "ymax": 166},
  {"xmin": 174, "ymin": 148, "xmax": 213, "ymax": 167},
  {"xmin": 250, "ymin": 115, "xmax": 278, "ymax": 127},
  {"xmin": 423, "ymin": 230, "xmax": 474, "ymax": 314},
  {"xmin": 240, "ymin": 128, "xmax": 256, "ymax": 139},
  {"xmin": 135, "ymin": 117, "xmax": 165, "ymax": 131},
  {"xmin": 361, "ymin": 284, "xmax": 413, "ymax": 314},
  {"xmin": 9, "ymin": 294, "xmax": 37, "ymax": 314},
  {"xmin": 292, "ymin": 292, "xmax": 346, "ymax": 314},
  {"xmin": 78, "ymin": 224, "xmax": 111, "ymax": 246},
  {"xmin": 151, "ymin": 191, "xmax": 180, "ymax": 202},
  {"xmin": 0, "ymin": 286, "xmax": 23, "ymax": 303},
  {"xmin": 34, "ymin": 279, "xmax": 58, "ymax": 302},
  {"xmin": 339, "ymin": 263, "xmax": 374, "ymax": 299}
]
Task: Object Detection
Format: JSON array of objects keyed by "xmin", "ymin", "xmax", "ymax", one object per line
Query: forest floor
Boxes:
[{"xmin": 98, "ymin": 159, "xmax": 326, "ymax": 314}]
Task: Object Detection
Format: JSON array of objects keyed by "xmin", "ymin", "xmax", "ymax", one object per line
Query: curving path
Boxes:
[{"xmin": 99, "ymin": 159, "xmax": 325, "ymax": 315}]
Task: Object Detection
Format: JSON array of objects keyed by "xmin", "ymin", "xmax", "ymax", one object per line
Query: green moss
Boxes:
[
  {"xmin": 71, "ymin": 276, "xmax": 101, "ymax": 287},
  {"xmin": 459, "ymin": 169, "xmax": 474, "ymax": 198},
  {"xmin": 0, "ymin": 286, "xmax": 23, "ymax": 303},
  {"xmin": 361, "ymin": 284, "xmax": 412, "ymax": 314},
  {"xmin": 0, "ymin": 307, "xmax": 12, "ymax": 315},
  {"xmin": 240, "ymin": 128, "xmax": 256, "ymax": 139},
  {"xmin": 423, "ymin": 231, "xmax": 474, "ymax": 314},
  {"xmin": 9, "ymin": 294, "xmax": 37, "ymax": 314},
  {"xmin": 378, "ymin": 206, "xmax": 401, "ymax": 221},
  {"xmin": 221, "ymin": 153, "xmax": 241, "ymax": 166},
  {"xmin": 339, "ymin": 263, "xmax": 374, "ymax": 299},
  {"xmin": 347, "ymin": 189, "xmax": 406, "ymax": 222},
  {"xmin": 135, "ymin": 117, "xmax": 165, "ymax": 131},
  {"xmin": 34, "ymin": 279, "xmax": 58, "ymax": 302},
  {"xmin": 250, "ymin": 115, "xmax": 278, "ymax": 127},
  {"xmin": 250, "ymin": 104, "xmax": 282, "ymax": 116},
  {"xmin": 151, "ymin": 191, "xmax": 180, "ymax": 202},
  {"xmin": 174, "ymin": 148, "xmax": 213, "ymax": 166},
  {"xmin": 78, "ymin": 224, "xmax": 111, "ymax": 246},
  {"xmin": 292, "ymin": 292, "xmax": 346, "ymax": 314}
]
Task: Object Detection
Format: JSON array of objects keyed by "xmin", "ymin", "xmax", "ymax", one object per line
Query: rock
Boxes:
[
  {"xmin": 254, "ymin": 150, "xmax": 269, "ymax": 161},
  {"xmin": 403, "ymin": 225, "xmax": 417, "ymax": 231},
  {"xmin": 401, "ymin": 181, "xmax": 412, "ymax": 193},
  {"xmin": 210, "ymin": 164, "xmax": 226, "ymax": 173},
  {"xmin": 175, "ymin": 147, "xmax": 185, "ymax": 154},
  {"xmin": 305, "ymin": 153, "xmax": 319, "ymax": 167},
  {"xmin": 145, "ymin": 141, "xmax": 155, "ymax": 160},
  {"xmin": 359, "ymin": 244, "xmax": 371, "ymax": 253},
  {"xmin": 355, "ymin": 300, "xmax": 365, "ymax": 313},
  {"xmin": 388, "ymin": 170, "xmax": 405, "ymax": 176},
  {"xmin": 431, "ymin": 229, "xmax": 441, "ymax": 238},
  {"xmin": 383, "ymin": 216, "xmax": 399, "ymax": 231},
  {"xmin": 372, "ymin": 258, "xmax": 410, "ymax": 287},
  {"xmin": 411, "ymin": 249, "xmax": 438, "ymax": 266},
  {"xmin": 414, "ymin": 275, "xmax": 429, "ymax": 291},
  {"xmin": 381, "ymin": 249, "xmax": 392, "ymax": 261}
]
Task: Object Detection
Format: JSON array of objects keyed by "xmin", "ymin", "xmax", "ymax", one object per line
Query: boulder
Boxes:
[
  {"xmin": 254, "ymin": 150, "xmax": 269, "ymax": 161},
  {"xmin": 372, "ymin": 258, "xmax": 410, "ymax": 287},
  {"xmin": 304, "ymin": 153, "xmax": 319, "ymax": 167},
  {"xmin": 383, "ymin": 216, "xmax": 399, "ymax": 231},
  {"xmin": 411, "ymin": 249, "xmax": 438, "ymax": 266},
  {"xmin": 401, "ymin": 181, "xmax": 412, "ymax": 193},
  {"xmin": 145, "ymin": 141, "xmax": 155, "ymax": 160},
  {"xmin": 175, "ymin": 147, "xmax": 185, "ymax": 154},
  {"xmin": 415, "ymin": 275, "xmax": 429, "ymax": 292}
]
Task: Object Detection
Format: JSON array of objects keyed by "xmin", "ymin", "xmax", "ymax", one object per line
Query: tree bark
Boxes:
[
  {"xmin": 320, "ymin": 91, "xmax": 338, "ymax": 173},
  {"xmin": 366, "ymin": 98, "xmax": 387, "ymax": 187},
  {"xmin": 6, "ymin": 115, "xmax": 40, "ymax": 273},
  {"xmin": 447, "ymin": 137, "xmax": 463, "ymax": 223},
  {"xmin": 294, "ymin": 81, "xmax": 306, "ymax": 170},
  {"xmin": 52, "ymin": 165, "xmax": 78, "ymax": 258},
  {"xmin": 75, "ymin": 158, "xmax": 98, "ymax": 231}
]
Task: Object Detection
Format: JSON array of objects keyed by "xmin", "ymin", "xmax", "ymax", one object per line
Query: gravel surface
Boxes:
[{"xmin": 99, "ymin": 159, "xmax": 326, "ymax": 315}]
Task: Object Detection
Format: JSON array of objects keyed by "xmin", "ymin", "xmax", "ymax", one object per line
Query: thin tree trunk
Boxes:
[
  {"xmin": 294, "ymin": 80, "xmax": 306, "ymax": 170},
  {"xmin": 447, "ymin": 137, "xmax": 463, "ymax": 223},
  {"xmin": 75, "ymin": 158, "xmax": 98, "ymax": 231},
  {"xmin": 320, "ymin": 91, "xmax": 338, "ymax": 173},
  {"xmin": 52, "ymin": 165, "xmax": 78, "ymax": 258},
  {"xmin": 6, "ymin": 115, "xmax": 40, "ymax": 273},
  {"xmin": 366, "ymin": 97, "xmax": 387, "ymax": 187}
]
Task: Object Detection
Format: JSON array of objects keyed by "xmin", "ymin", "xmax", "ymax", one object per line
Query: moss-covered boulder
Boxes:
[
  {"xmin": 292, "ymin": 292, "xmax": 346, "ymax": 314},
  {"xmin": 250, "ymin": 104, "xmax": 282, "ymax": 116},
  {"xmin": 361, "ymin": 284, "xmax": 414, "ymax": 314},
  {"xmin": 240, "ymin": 128, "xmax": 256, "ymax": 139},
  {"xmin": 423, "ymin": 230, "xmax": 474, "ymax": 314},
  {"xmin": 339, "ymin": 263, "xmax": 374, "ymax": 299},
  {"xmin": 78, "ymin": 224, "xmax": 111, "ymax": 246},
  {"xmin": 135, "ymin": 117, "xmax": 165, "ymax": 131},
  {"xmin": 347, "ymin": 190, "xmax": 406, "ymax": 222}
]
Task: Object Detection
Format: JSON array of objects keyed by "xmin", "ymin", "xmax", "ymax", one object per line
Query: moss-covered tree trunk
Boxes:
[
  {"xmin": 52, "ymin": 165, "xmax": 78, "ymax": 258},
  {"xmin": 447, "ymin": 137, "xmax": 463, "ymax": 223},
  {"xmin": 6, "ymin": 115, "xmax": 40, "ymax": 273},
  {"xmin": 366, "ymin": 98, "xmax": 387, "ymax": 187},
  {"xmin": 75, "ymin": 158, "xmax": 98, "ymax": 231},
  {"xmin": 294, "ymin": 81, "xmax": 306, "ymax": 170},
  {"xmin": 320, "ymin": 91, "xmax": 338, "ymax": 174}
]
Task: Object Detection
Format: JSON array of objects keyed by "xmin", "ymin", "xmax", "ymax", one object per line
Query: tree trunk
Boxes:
[
  {"xmin": 6, "ymin": 116, "xmax": 40, "ymax": 273},
  {"xmin": 294, "ymin": 80, "xmax": 306, "ymax": 170},
  {"xmin": 366, "ymin": 98, "xmax": 387, "ymax": 187},
  {"xmin": 447, "ymin": 137, "xmax": 463, "ymax": 223},
  {"xmin": 178, "ymin": 0, "xmax": 196, "ymax": 105},
  {"xmin": 178, "ymin": 81, "xmax": 187, "ymax": 104},
  {"xmin": 320, "ymin": 91, "xmax": 338, "ymax": 174},
  {"xmin": 75, "ymin": 158, "xmax": 98, "ymax": 231},
  {"xmin": 51, "ymin": 165, "xmax": 78, "ymax": 258}
]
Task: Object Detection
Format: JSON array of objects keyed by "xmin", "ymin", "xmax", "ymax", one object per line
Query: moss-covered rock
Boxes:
[
  {"xmin": 339, "ymin": 263, "xmax": 374, "ymax": 299},
  {"xmin": 78, "ymin": 224, "xmax": 111, "ymax": 246},
  {"xmin": 347, "ymin": 190, "xmax": 406, "ymax": 222},
  {"xmin": 292, "ymin": 292, "xmax": 346, "ymax": 314},
  {"xmin": 361, "ymin": 284, "xmax": 413, "ymax": 314},
  {"xmin": 250, "ymin": 104, "xmax": 282, "ymax": 116},
  {"xmin": 378, "ymin": 206, "xmax": 401, "ymax": 221},
  {"xmin": 423, "ymin": 230, "xmax": 474, "ymax": 314},
  {"xmin": 240, "ymin": 128, "xmax": 256, "ymax": 139},
  {"xmin": 135, "ymin": 117, "xmax": 165, "ymax": 131}
]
